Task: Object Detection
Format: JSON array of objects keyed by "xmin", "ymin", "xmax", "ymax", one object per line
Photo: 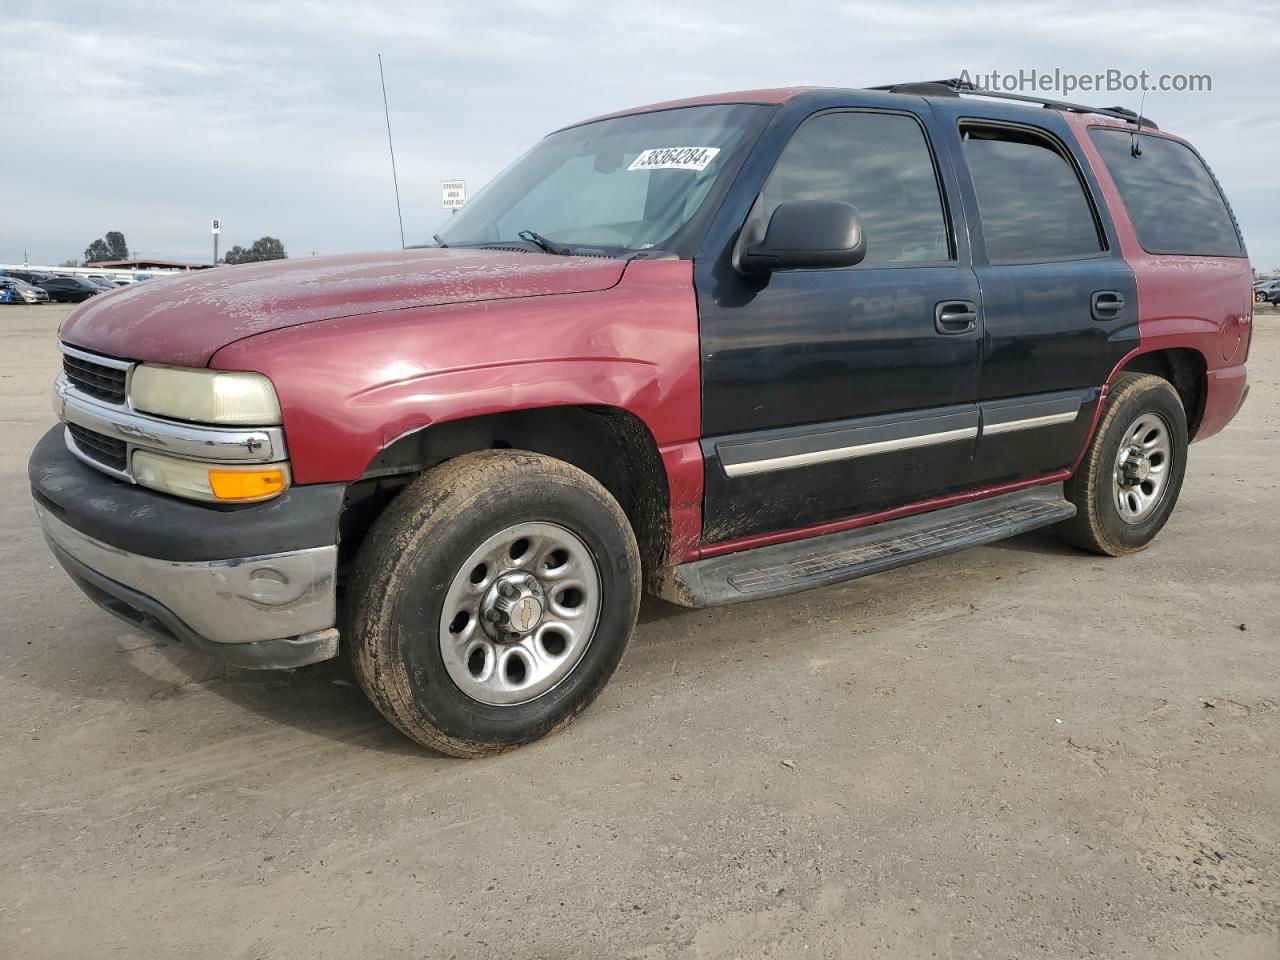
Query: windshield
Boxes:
[{"xmin": 432, "ymin": 104, "xmax": 769, "ymax": 256}]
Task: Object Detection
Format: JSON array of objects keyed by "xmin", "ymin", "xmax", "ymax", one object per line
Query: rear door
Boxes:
[
  {"xmin": 695, "ymin": 101, "xmax": 985, "ymax": 543},
  {"xmin": 931, "ymin": 106, "xmax": 1139, "ymax": 484}
]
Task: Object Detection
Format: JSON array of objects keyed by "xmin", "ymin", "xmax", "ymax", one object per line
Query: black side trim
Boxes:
[
  {"xmin": 49, "ymin": 541, "xmax": 334, "ymax": 670},
  {"xmin": 29, "ymin": 425, "xmax": 343, "ymax": 563}
]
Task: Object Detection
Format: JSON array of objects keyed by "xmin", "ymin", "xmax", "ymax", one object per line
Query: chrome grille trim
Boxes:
[
  {"xmin": 54, "ymin": 340, "xmax": 288, "ymax": 484},
  {"xmin": 64, "ymin": 425, "xmax": 133, "ymax": 481},
  {"xmin": 55, "ymin": 376, "xmax": 287, "ymax": 472},
  {"xmin": 60, "ymin": 343, "xmax": 133, "ymax": 406},
  {"xmin": 59, "ymin": 343, "xmax": 132, "ymax": 370},
  {"xmin": 66, "ymin": 423, "xmax": 128, "ymax": 471}
]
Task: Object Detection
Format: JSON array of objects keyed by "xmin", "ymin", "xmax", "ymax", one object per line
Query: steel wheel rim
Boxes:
[
  {"xmin": 439, "ymin": 521, "xmax": 601, "ymax": 706},
  {"xmin": 1113, "ymin": 411, "xmax": 1173, "ymax": 525}
]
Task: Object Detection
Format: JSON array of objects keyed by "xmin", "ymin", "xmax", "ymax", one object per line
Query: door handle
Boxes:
[
  {"xmin": 1091, "ymin": 290, "xmax": 1126, "ymax": 321},
  {"xmin": 935, "ymin": 300, "xmax": 978, "ymax": 335}
]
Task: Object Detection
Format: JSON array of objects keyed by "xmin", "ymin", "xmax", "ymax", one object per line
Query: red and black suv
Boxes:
[{"xmin": 31, "ymin": 81, "xmax": 1252, "ymax": 756}]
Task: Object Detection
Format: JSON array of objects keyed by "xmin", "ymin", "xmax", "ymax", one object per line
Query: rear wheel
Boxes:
[
  {"xmin": 347, "ymin": 450, "xmax": 641, "ymax": 757},
  {"xmin": 1056, "ymin": 374, "xmax": 1188, "ymax": 556}
]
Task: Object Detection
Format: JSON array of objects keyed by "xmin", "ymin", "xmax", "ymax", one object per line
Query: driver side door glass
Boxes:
[{"xmin": 759, "ymin": 112, "xmax": 951, "ymax": 264}]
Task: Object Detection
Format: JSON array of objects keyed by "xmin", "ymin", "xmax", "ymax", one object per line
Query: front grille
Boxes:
[
  {"xmin": 63, "ymin": 352, "xmax": 127, "ymax": 404},
  {"xmin": 68, "ymin": 424, "xmax": 127, "ymax": 472}
]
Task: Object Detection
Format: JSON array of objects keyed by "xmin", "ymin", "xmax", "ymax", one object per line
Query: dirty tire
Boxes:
[
  {"xmin": 347, "ymin": 450, "xmax": 641, "ymax": 758},
  {"xmin": 1056, "ymin": 373, "xmax": 1188, "ymax": 556}
]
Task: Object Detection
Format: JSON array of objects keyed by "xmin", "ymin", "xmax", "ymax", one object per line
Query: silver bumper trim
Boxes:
[{"xmin": 37, "ymin": 505, "xmax": 337, "ymax": 646}]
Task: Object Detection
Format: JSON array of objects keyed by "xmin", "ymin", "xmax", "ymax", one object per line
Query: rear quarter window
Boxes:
[{"xmin": 1090, "ymin": 129, "xmax": 1242, "ymax": 257}]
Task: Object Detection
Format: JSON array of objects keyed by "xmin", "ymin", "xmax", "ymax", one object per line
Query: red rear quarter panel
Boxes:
[
  {"xmin": 1069, "ymin": 114, "xmax": 1253, "ymax": 440},
  {"xmin": 209, "ymin": 258, "xmax": 706, "ymax": 561}
]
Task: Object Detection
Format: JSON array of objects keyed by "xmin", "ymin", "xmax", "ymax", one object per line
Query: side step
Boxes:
[{"xmin": 655, "ymin": 485, "xmax": 1076, "ymax": 608}]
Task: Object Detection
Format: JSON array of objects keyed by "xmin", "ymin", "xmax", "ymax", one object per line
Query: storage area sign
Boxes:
[
  {"xmin": 441, "ymin": 180, "xmax": 466, "ymax": 210},
  {"xmin": 211, "ymin": 218, "xmax": 221, "ymax": 235}
]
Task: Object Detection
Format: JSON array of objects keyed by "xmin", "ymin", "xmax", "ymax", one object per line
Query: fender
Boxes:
[{"xmin": 208, "ymin": 258, "xmax": 707, "ymax": 561}]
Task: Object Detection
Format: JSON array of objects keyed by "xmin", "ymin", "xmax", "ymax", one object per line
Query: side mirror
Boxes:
[{"xmin": 737, "ymin": 200, "xmax": 867, "ymax": 275}]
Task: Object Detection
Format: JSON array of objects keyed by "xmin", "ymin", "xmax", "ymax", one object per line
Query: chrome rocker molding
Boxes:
[
  {"xmin": 981, "ymin": 409, "xmax": 1079, "ymax": 436},
  {"xmin": 717, "ymin": 391, "xmax": 1087, "ymax": 478},
  {"xmin": 37, "ymin": 505, "xmax": 338, "ymax": 657},
  {"xmin": 723, "ymin": 425, "xmax": 977, "ymax": 478},
  {"xmin": 979, "ymin": 391, "xmax": 1085, "ymax": 437}
]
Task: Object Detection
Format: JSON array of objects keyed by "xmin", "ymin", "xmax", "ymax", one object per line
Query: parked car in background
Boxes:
[
  {"xmin": 35, "ymin": 276, "xmax": 103, "ymax": 303},
  {"xmin": 2, "ymin": 269, "xmax": 54, "ymax": 286},
  {"xmin": 1254, "ymin": 280, "xmax": 1280, "ymax": 304},
  {"xmin": 88, "ymin": 275, "xmax": 131, "ymax": 287},
  {"xmin": 79, "ymin": 276, "xmax": 118, "ymax": 292},
  {"xmin": 0, "ymin": 277, "xmax": 51, "ymax": 304}
]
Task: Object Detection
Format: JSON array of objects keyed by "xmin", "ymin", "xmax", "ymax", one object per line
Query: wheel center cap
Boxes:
[
  {"xmin": 510, "ymin": 596, "xmax": 543, "ymax": 633},
  {"xmin": 1121, "ymin": 452, "xmax": 1151, "ymax": 485},
  {"xmin": 481, "ymin": 572, "xmax": 546, "ymax": 640}
]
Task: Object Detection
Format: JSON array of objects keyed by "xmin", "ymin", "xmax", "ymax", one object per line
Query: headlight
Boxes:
[
  {"xmin": 129, "ymin": 365, "xmax": 282, "ymax": 425},
  {"xmin": 132, "ymin": 450, "xmax": 291, "ymax": 503}
]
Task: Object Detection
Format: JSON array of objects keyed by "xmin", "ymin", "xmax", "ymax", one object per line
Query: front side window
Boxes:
[
  {"xmin": 433, "ymin": 104, "xmax": 769, "ymax": 256},
  {"xmin": 759, "ymin": 112, "xmax": 951, "ymax": 265},
  {"xmin": 962, "ymin": 125, "xmax": 1104, "ymax": 264},
  {"xmin": 1090, "ymin": 129, "xmax": 1242, "ymax": 257}
]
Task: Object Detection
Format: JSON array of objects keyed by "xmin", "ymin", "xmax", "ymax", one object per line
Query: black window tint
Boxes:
[
  {"xmin": 761, "ymin": 112, "xmax": 950, "ymax": 265},
  {"xmin": 1090, "ymin": 129, "xmax": 1241, "ymax": 257},
  {"xmin": 962, "ymin": 126, "xmax": 1103, "ymax": 263}
]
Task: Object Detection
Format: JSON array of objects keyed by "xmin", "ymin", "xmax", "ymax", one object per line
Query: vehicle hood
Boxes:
[{"xmin": 58, "ymin": 248, "xmax": 628, "ymax": 367}]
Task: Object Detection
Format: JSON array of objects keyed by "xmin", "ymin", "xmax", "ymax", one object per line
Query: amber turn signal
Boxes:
[{"xmin": 208, "ymin": 467, "xmax": 290, "ymax": 501}]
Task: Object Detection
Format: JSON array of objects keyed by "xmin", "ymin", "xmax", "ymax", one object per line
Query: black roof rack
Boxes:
[{"xmin": 870, "ymin": 78, "xmax": 1158, "ymax": 129}]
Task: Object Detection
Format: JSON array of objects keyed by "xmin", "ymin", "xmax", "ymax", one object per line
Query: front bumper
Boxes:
[{"xmin": 30, "ymin": 426, "xmax": 344, "ymax": 669}]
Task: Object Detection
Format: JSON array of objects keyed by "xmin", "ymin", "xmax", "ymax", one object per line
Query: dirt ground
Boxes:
[{"xmin": 1, "ymin": 303, "xmax": 1277, "ymax": 959}]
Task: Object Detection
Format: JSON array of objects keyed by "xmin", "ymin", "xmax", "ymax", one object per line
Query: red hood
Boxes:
[{"xmin": 58, "ymin": 248, "xmax": 628, "ymax": 366}]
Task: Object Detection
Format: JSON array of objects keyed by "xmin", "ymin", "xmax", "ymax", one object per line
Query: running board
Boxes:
[{"xmin": 655, "ymin": 485, "xmax": 1075, "ymax": 608}]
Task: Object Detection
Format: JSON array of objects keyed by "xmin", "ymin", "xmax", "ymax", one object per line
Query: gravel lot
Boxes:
[{"xmin": 1, "ymin": 303, "xmax": 1277, "ymax": 959}]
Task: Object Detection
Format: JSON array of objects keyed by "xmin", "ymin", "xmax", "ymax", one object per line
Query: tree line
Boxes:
[{"xmin": 77, "ymin": 230, "xmax": 287, "ymax": 266}]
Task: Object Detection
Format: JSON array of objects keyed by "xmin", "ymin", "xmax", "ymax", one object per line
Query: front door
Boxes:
[{"xmin": 696, "ymin": 106, "xmax": 983, "ymax": 543}]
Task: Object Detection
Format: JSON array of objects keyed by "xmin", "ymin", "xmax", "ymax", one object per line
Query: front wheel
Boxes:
[
  {"xmin": 1056, "ymin": 373, "xmax": 1189, "ymax": 556},
  {"xmin": 347, "ymin": 450, "xmax": 641, "ymax": 757}
]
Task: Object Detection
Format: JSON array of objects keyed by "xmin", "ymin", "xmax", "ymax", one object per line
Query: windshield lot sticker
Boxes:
[{"xmin": 628, "ymin": 147, "xmax": 721, "ymax": 172}]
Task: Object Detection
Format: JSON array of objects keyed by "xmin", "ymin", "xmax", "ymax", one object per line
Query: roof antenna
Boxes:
[
  {"xmin": 1130, "ymin": 89, "xmax": 1148, "ymax": 157},
  {"xmin": 378, "ymin": 53, "xmax": 407, "ymax": 250}
]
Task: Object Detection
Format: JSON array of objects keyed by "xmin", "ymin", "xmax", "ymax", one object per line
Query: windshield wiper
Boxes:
[
  {"xmin": 433, "ymin": 233, "xmax": 448, "ymax": 248},
  {"xmin": 518, "ymin": 229, "xmax": 571, "ymax": 256}
]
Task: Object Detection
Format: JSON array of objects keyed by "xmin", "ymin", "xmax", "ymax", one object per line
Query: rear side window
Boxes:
[
  {"xmin": 961, "ymin": 125, "xmax": 1104, "ymax": 264},
  {"xmin": 1090, "ymin": 129, "xmax": 1242, "ymax": 257},
  {"xmin": 760, "ymin": 112, "xmax": 951, "ymax": 265}
]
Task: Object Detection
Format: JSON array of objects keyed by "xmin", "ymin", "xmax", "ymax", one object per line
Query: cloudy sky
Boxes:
[{"xmin": 2, "ymin": 0, "xmax": 1277, "ymax": 269}]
